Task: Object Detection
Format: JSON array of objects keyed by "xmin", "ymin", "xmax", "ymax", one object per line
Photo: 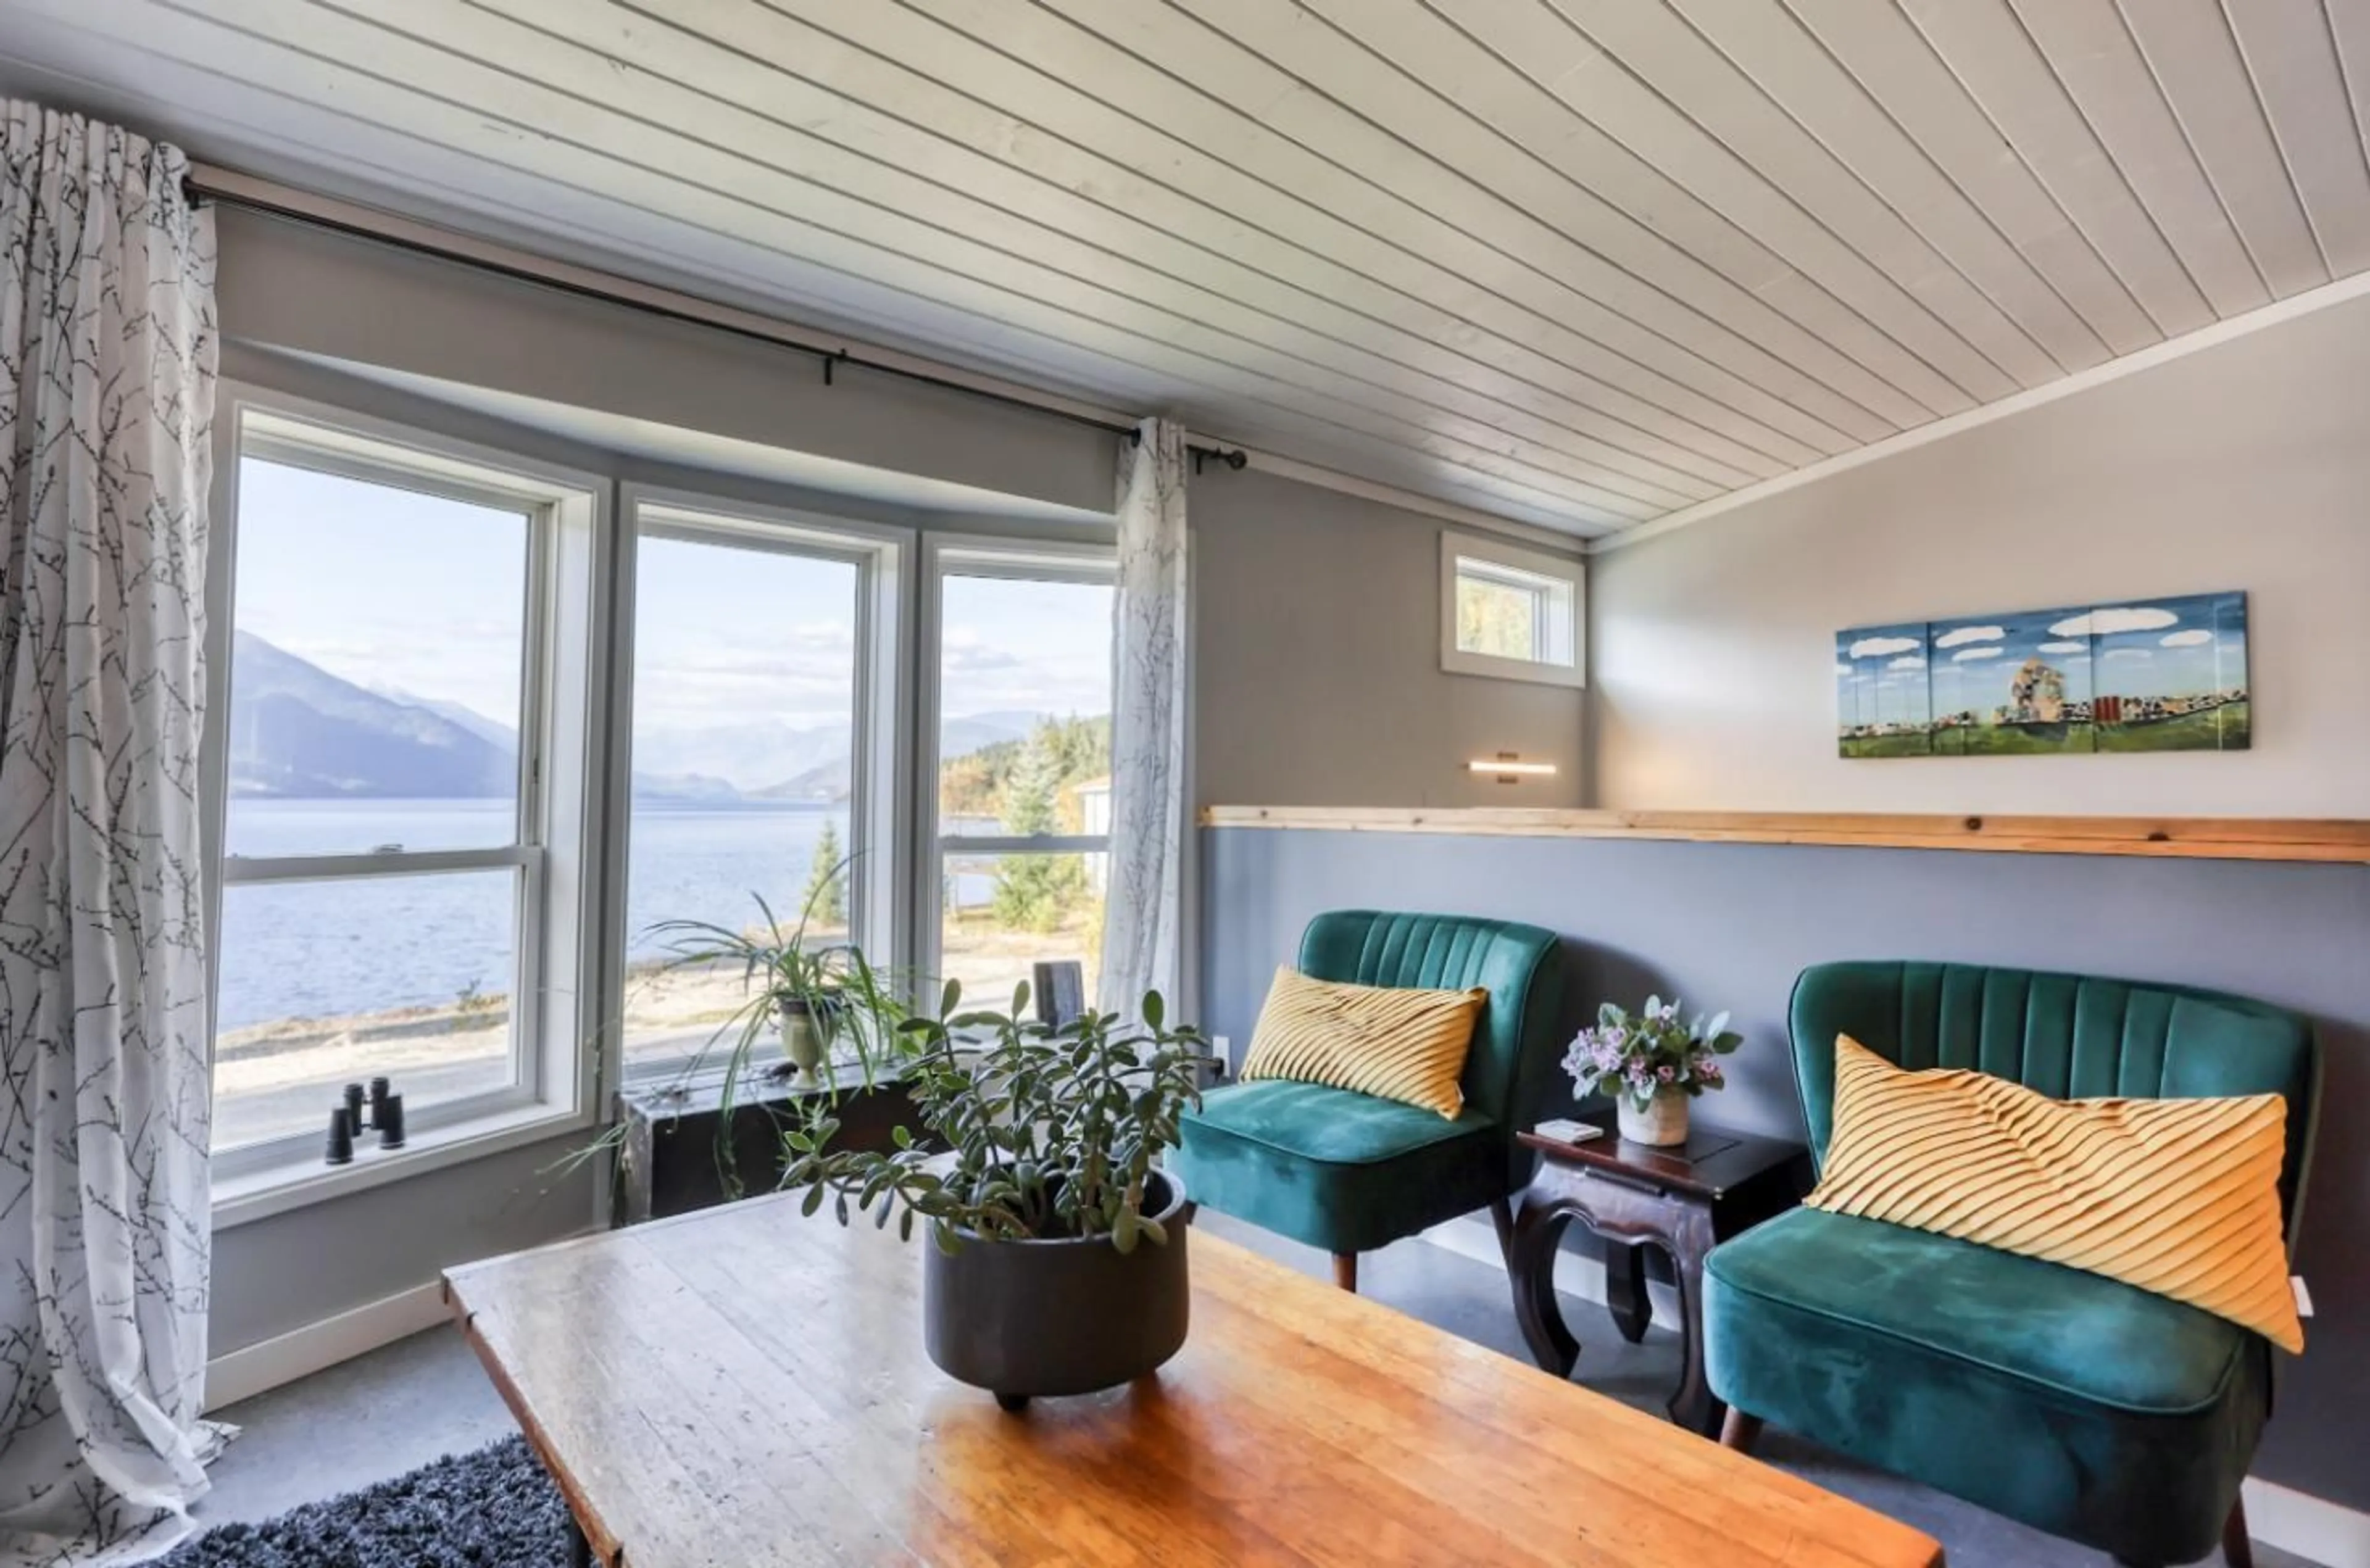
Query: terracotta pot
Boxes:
[{"xmin": 1618, "ymin": 1089, "xmax": 1689, "ymax": 1147}]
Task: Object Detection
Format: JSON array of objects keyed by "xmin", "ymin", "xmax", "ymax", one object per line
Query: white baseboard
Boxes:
[
  {"xmin": 2246, "ymin": 1477, "xmax": 2370, "ymax": 1568},
  {"xmin": 1415, "ymin": 1219, "xmax": 2369, "ymax": 1568},
  {"xmin": 202, "ymin": 1281, "xmax": 451, "ymax": 1413}
]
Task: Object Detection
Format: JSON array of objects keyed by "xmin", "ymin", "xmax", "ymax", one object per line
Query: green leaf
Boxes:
[
  {"xmin": 800, "ymin": 1184, "xmax": 825, "ymax": 1217},
  {"xmin": 892, "ymin": 1124, "xmax": 914, "ymax": 1150},
  {"xmin": 1141, "ymin": 991, "xmax": 1164, "ymax": 1031}
]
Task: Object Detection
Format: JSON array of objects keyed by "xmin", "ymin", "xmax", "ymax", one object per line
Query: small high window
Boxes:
[{"xmin": 1441, "ymin": 532, "xmax": 1584, "ymax": 687}]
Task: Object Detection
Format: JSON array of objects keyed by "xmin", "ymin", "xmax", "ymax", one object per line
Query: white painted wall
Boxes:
[{"xmin": 1588, "ymin": 289, "xmax": 2370, "ymax": 816}]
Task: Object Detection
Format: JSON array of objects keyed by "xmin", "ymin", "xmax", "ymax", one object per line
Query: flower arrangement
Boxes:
[{"xmin": 1563, "ymin": 995, "xmax": 1742, "ymax": 1109}]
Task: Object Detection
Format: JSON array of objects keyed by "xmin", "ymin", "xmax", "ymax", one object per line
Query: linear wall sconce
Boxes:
[{"xmin": 1469, "ymin": 753, "xmax": 1557, "ymax": 782}]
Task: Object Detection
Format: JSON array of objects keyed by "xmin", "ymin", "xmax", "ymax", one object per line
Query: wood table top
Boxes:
[{"xmin": 444, "ymin": 1193, "xmax": 1942, "ymax": 1568}]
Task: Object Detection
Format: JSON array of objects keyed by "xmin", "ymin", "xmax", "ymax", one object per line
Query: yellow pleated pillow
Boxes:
[
  {"xmin": 1809, "ymin": 1034, "xmax": 2301, "ymax": 1351},
  {"xmin": 1239, "ymin": 966, "xmax": 1484, "ymax": 1119}
]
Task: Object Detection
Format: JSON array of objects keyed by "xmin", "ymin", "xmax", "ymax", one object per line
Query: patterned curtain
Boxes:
[
  {"xmin": 0, "ymin": 102, "xmax": 221, "ymax": 1564},
  {"xmin": 1097, "ymin": 418, "xmax": 1188, "ymax": 1019}
]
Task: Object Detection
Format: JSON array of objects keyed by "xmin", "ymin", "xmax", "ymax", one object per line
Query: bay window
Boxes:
[
  {"xmin": 206, "ymin": 399, "xmax": 1121, "ymax": 1203},
  {"xmin": 613, "ymin": 493, "xmax": 907, "ymax": 1075},
  {"xmin": 921, "ymin": 542, "xmax": 1116, "ymax": 1006},
  {"xmin": 209, "ymin": 401, "xmax": 604, "ymax": 1184}
]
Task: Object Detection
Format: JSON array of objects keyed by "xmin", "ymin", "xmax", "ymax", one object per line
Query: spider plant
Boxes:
[{"xmin": 581, "ymin": 861, "xmax": 917, "ymax": 1197}]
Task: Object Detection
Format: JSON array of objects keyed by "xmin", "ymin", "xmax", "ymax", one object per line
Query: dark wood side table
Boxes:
[{"xmin": 1508, "ymin": 1119, "xmax": 1807, "ymax": 1436}]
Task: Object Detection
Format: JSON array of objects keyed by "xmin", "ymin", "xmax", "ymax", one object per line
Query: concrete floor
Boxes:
[{"xmin": 198, "ymin": 1214, "xmax": 2318, "ymax": 1568}]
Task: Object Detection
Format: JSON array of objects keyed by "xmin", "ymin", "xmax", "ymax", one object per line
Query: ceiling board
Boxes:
[{"xmin": 0, "ymin": 0, "xmax": 2363, "ymax": 539}]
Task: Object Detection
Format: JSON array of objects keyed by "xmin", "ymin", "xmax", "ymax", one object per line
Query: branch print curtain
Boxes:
[
  {"xmin": 1097, "ymin": 418, "xmax": 1187, "ymax": 1019},
  {"xmin": 0, "ymin": 102, "xmax": 221, "ymax": 1565}
]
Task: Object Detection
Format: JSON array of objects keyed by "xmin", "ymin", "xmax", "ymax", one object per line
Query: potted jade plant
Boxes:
[
  {"xmin": 781, "ymin": 981, "xmax": 1208, "ymax": 1411},
  {"xmin": 1563, "ymin": 996, "xmax": 1742, "ymax": 1147}
]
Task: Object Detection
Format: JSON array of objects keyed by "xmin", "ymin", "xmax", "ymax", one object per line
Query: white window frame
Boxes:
[
  {"xmin": 913, "ymin": 534, "xmax": 1116, "ymax": 1000},
  {"xmin": 607, "ymin": 486, "xmax": 913, "ymax": 1082},
  {"xmin": 1439, "ymin": 530, "xmax": 1586, "ymax": 688},
  {"xmin": 206, "ymin": 391, "xmax": 609, "ymax": 1208}
]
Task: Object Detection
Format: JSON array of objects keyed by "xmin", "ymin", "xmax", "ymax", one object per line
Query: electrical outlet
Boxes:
[{"xmin": 1210, "ymin": 1034, "xmax": 1233, "ymax": 1076}]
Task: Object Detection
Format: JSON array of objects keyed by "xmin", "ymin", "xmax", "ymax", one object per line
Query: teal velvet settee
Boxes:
[
  {"xmin": 1705, "ymin": 961, "xmax": 2320, "ymax": 1568},
  {"xmin": 1171, "ymin": 911, "xmax": 1565, "ymax": 1292}
]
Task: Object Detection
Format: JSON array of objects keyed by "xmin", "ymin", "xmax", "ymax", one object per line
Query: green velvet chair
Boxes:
[
  {"xmin": 1172, "ymin": 910, "xmax": 1565, "ymax": 1292},
  {"xmin": 1705, "ymin": 961, "xmax": 2321, "ymax": 1568}
]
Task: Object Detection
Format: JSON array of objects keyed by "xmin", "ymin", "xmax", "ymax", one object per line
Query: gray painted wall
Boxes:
[
  {"xmin": 211, "ymin": 1139, "xmax": 595, "ymax": 1352},
  {"xmin": 1193, "ymin": 468, "xmax": 1587, "ymax": 808},
  {"xmin": 1587, "ymin": 289, "xmax": 2370, "ymax": 816},
  {"xmin": 215, "ymin": 207, "xmax": 1120, "ymax": 516},
  {"xmin": 1200, "ymin": 826, "xmax": 2370, "ymax": 1510}
]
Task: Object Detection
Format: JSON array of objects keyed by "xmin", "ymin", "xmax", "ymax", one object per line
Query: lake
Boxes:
[{"xmin": 218, "ymin": 799, "xmax": 851, "ymax": 1032}]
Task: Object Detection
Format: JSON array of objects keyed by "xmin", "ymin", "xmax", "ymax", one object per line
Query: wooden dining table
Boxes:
[{"xmin": 443, "ymin": 1191, "xmax": 1944, "ymax": 1567}]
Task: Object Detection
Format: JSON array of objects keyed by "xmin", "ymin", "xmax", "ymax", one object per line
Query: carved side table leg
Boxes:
[
  {"xmin": 1603, "ymin": 1240, "xmax": 1653, "ymax": 1344},
  {"xmin": 1664, "ymin": 1203, "xmax": 1724, "ymax": 1436},
  {"xmin": 1509, "ymin": 1200, "xmax": 1580, "ymax": 1377}
]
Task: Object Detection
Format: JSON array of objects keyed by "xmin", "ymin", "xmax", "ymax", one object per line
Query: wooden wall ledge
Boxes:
[{"xmin": 1199, "ymin": 806, "xmax": 2370, "ymax": 865}]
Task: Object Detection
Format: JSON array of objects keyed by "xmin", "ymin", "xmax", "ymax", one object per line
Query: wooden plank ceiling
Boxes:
[{"xmin": 2, "ymin": 0, "xmax": 2366, "ymax": 539}]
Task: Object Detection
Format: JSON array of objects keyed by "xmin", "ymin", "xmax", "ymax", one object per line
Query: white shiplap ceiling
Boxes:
[{"xmin": 3, "ymin": 1, "xmax": 2368, "ymax": 539}]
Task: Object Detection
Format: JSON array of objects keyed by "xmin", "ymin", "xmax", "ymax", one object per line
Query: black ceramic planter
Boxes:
[{"xmin": 922, "ymin": 1171, "xmax": 1191, "ymax": 1410}]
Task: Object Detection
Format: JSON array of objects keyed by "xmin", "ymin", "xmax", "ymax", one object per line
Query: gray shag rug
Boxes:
[{"xmin": 160, "ymin": 1436, "xmax": 567, "ymax": 1567}]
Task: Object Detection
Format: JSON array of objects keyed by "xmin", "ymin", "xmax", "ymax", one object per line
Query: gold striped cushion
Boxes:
[
  {"xmin": 1238, "ymin": 967, "xmax": 1484, "ymax": 1119},
  {"xmin": 1809, "ymin": 1035, "xmax": 2301, "ymax": 1351}
]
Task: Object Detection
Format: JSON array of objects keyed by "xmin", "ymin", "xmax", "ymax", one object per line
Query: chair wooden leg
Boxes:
[
  {"xmin": 2222, "ymin": 1493, "xmax": 2254, "ymax": 1568},
  {"xmin": 1488, "ymin": 1195, "xmax": 1516, "ymax": 1263},
  {"xmin": 1332, "ymin": 1251, "xmax": 1358, "ymax": 1293},
  {"xmin": 1718, "ymin": 1409, "xmax": 1763, "ymax": 1454}
]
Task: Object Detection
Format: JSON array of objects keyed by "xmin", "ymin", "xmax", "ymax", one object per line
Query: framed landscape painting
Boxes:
[{"xmin": 1837, "ymin": 592, "xmax": 2249, "ymax": 758}]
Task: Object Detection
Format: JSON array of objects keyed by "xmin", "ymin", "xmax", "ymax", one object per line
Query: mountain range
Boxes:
[{"xmin": 231, "ymin": 634, "xmax": 1063, "ymax": 802}]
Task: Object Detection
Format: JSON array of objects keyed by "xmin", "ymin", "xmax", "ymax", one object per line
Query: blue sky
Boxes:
[
  {"xmin": 2084, "ymin": 594, "xmax": 2248, "ymax": 700},
  {"xmin": 1926, "ymin": 604, "xmax": 2095, "ymax": 718},
  {"xmin": 233, "ymin": 460, "xmax": 528, "ymax": 721},
  {"xmin": 237, "ymin": 459, "xmax": 1115, "ymax": 747},
  {"xmin": 1836, "ymin": 621, "xmax": 1931, "ymax": 731}
]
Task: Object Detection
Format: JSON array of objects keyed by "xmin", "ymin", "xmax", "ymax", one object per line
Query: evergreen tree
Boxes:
[
  {"xmin": 802, "ymin": 818, "xmax": 848, "ymax": 931},
  {"xmin": 991, "ymin": 721, "xmax": 1087, "ymax": 933}
]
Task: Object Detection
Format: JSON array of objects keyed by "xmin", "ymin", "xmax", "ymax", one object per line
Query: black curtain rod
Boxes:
[{"xmin": 184, "ymin": 176, "xmax": 1249, "ymax": 475}]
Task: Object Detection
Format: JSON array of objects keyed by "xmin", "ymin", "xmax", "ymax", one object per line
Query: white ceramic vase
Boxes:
[
  {"xmin": 1618, "ymin": 1089, "xmax": 1689, "ymax": 1147},
  {"xmin": 779, "ymin": 1000, "xmax": 825, "ymax": 1088}
]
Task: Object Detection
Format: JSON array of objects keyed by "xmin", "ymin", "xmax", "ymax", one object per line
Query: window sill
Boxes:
[{"xmin": 211, "ymin": 1100, "xmax": 596, "ymax": 1232}]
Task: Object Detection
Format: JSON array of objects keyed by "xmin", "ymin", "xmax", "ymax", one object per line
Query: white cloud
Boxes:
[
  {"xmin": 1934, "ymin": 624, "xmax": 2006, "ymax": 649},
  {"xmin": 1887, "ymin": 655, "xmax": 1926, "ymax": 670},
  {"xmin": 1834, "ymin": 662, "xmax": 1852, "ymax": 676},
  {"xmin": 1951, "ymin": 647, "xmax": 2005, "ymax": 663},
  {"xmin": 2036, "ymin": 640, "xmax": 2087, "ymax": 655},
  {"xmin": 1847, "ymin": 634, "xmax": 1922, "ymax": 660},
  {"xmin": 2051, "ymin": 607, "xmax": 2178, "ymax": 638},
  {"xmin": 2103, "ymin": 647, "xmax": 2153, "ymax": 662},
  {"xmin": 2161, "ymin": 629, "xmax": 2214, "ymax": 647}
]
